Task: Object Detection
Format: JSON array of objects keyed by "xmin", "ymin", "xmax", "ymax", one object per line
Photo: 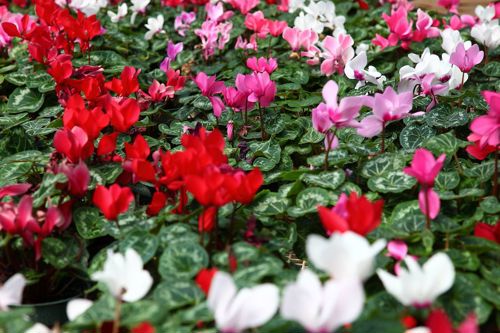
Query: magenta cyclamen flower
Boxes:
[
  {"xmin": 312, "ymin": 80, "xmax": 367, "ymax": 134},
  {"xmin": 194, "ymin": 72, "xmax": 226, "ymax": 117},
  {"xmin": 160, "ymin": 41, "xmax": 183, "ymax": 72},
  {"xmin": 404, "ymin": 148, "xmax": 446, "ymax": 220},
  {"xmin": 239, "ymin": 72, "xmax": 276, "ymax": 108},
  {"xmin": 357, "ymin": 87, "xmax": 413, "ymax": 138},
  {"xmin": 449, "ymin": 43, "xmax": 484, "ymax": 73},
  {"xmin": 246, "ymin": 57, "xmax": 278, "ymax": 74},
  {"xmin": 470, "ymin": 91, "xmax": 500, "ymax": 148}
]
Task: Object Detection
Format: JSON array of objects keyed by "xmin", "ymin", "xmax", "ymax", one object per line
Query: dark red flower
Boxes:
[
  {"xmin": 131, "ymin": 322, "xmax": 156, "ymax": 333},
  {"xmin": 474, "ymin": 221, "xmax": 500, "ymax": 243},
  {"xmin": 54, "ymin": 126, "xmax": 94, "ymax": 163}
]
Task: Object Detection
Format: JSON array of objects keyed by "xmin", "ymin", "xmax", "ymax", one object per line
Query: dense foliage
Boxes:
[{"xmin": 0, "ymin": 0, "xmax": 499, "ymax": 332}]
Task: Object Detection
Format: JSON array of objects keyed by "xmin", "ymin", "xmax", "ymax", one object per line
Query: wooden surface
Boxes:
[{"xmin": 413, "ymin": 0, "xmax": 491, "ymax": 15}]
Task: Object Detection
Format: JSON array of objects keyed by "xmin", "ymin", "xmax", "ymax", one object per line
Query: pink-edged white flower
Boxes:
[
  {"xmin": 207, "ymin": 271, "xmax": 279, "ymax": 333},
  {"xmin": 306, "ymin": 231, "xmax": 386, "ymax": 281},
  {"xmin": 345, "ymin": 51, "xmax": 385, "ymax": 89},
  {"xmin": 377, "ymin": 253, "xmax": 455, "ymax": 308},
  {"xmin": 0, "ymin": 273, "xmax": 26, "ymax": 311},
  {"xmin": 440, "ymin": 28, "xmax": 471, "ymax": 55},
  {"xmin": 67, "ymin": 298, "xmax": 94, "ymax": 320},
  {"xmin": 107, "ymin": 3, "xmax": 128, "ymax": 23},
  {"xmin": 281, "ymin": 269, "xmax": 365, "ymax": 333},
  {"xmin": 144, "ymin": 14, "xmax": 165, "ymax": 40},
  {"xmin": 319, "ymin": 33, "xmax": 354, "ymax": 76},
  {"xmin": 91, "ymin": 248, "xmax": 153, "ymax": 302},
  {"xmin": 174, "ymin": 11, "xmax": 196, "ymax": 37}
]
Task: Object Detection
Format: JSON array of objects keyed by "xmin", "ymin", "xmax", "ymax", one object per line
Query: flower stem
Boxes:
[
  {"xmin": 460, "ymin": 71, "xmax": 465, "ymax": 89},
  {"xmin": 112, "ymin": 297, "xmax": 122, "ymax": 333},
  {"xmin": 380, "ymin": 123, "xmax": 385, "ymax": 153},
  {"xmin": 424, "ymin": 188, "xmax": 431, "ymax": 229},
  {"xmin": 493, "ymin": 149, "xmax": 498, "ymax": 198},
  {"xmin": 323, "ymin": 129, "xmax": 337, "ymax": 170},
  {"xmin": 258, "ymin": 104, "xmax": 266, "ymax": 140}
]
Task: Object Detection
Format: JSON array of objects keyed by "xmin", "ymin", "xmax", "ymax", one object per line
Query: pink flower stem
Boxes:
[
  {"xmin": 381, "ymin": 122, "xmax": 386, "ymax": 154},
  {"xmin": 460, "ymin": 72, "xmax": 465, "ymax": 89},
  {"xmin": 324, "ymin": 128, "xmax": 337, "ymax": 170},
  {"xmin": 258, "ymin": 103, "xmax": 267, "ymax": 140}
]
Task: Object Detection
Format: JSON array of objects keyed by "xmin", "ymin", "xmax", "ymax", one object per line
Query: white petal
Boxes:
[
  {"xmin": 67, "ymin": 299, "xmax": 93, "ymax": 321},
  {"xmin": 230, "ymin": 284, "xmax": 279, "ymax": 332},
  {"xmin": 25, "ymin": 323, "xmax": 52, "ymax": 333},
  {"xmin": 422, "ymin": 253, "xmax": 455, "ymax": 299},
  {"xmin": 0, "ymin": 273, "xmax": 26, "ymax": 309},
  {"xmin": 306, "ymin": 234, "xmax": 331, "ymax": 273},
  {"xmin": 377, "ymin": 269, "xmax": 408, "ymax": 305}
]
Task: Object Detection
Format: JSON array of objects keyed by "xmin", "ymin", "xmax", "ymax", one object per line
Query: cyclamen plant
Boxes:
[{"xmin": 0, "ymin": 0, "xmax": 499, "ymax": 332}]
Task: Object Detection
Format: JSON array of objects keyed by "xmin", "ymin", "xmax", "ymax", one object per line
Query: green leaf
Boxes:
[
  {"xmin": 480, "ymin": 196, "xmax": 500, "ymax": 214},
  {"xmin": 400, "ymin": 124, "xmax": 435, "ymax": 150},
  {"xmin": 361, "ymin": 153, "xmax": 408, "ymax": 178},
  {"xmin": 7, "ymin": 87, "xmax": 44, "ymax": 113},
  {"xmin": 32, "ymin": 173, "xmax": 67, "ymax": 207},
  {"xmin": 389, "ymin": 200, "xmax": 425, "ymax": 235},
  {"xmin": 153, "ymin": 281, "xmax": 205, "ymax": 310},
  {"xmin": 158, "ymin": 241, "xmax": 209, "ymax": 280},
  {"xmin": 42, "ymin": 237, "xmax": 80, "ymax": 269},
  {"xmin": 300, "ymin": 170, "xmax": 345, "ymax": 190},
  {"xmin": 464, "ymin": 161, "xmax": 495, "ymax": 182},
  {"xmin": 424, "ymin": 131, "xmax": 467, "ymax": 156},
  {"xmin": 234, "ymin": 256, "xmax": 283, "ymax": 284},
  {"xmin": 288, "ymin": 187, "xmax": 333, "ymax": 217},
  {"xmin": 367, "ymin": 171, "xmax": 416, "ymax": 193},
  {"xmin": 118, "ymin": 229, "xmax": 158, "ymax": 263},
  {"xmin": 21, "ymin": 118, "xmax": 56, "ymax": 136},
  {"xmin": 446, "ymin": 249, "xmax": 480, "ymax": 271},
  {"xmin": 435, "ymin": 171, "xmax": 460, "ymax": 191},
  {"xmin": 251, "ymin": 191, "xmax": 290, "ymax": 217},
  {"xmin": 481, "ymin": 61, "xmax": 500, "ymax": 77},
  {"xmin": 157, "ymin": 224, "xmax": 199, "ymax": 249},
  {"xmin": 425, "ymin": 104, "xmax": 468, "ymax": 128},
  {"xmin": 74, "ymin": 207, "xmax": 111, "ymax": 239}
]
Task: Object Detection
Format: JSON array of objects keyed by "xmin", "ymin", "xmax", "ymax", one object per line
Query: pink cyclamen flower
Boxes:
[
  {"xmin": 357, "ymin": 87, "xmax": 413, "ymax": 138},
  {"xmin": 404, "ymin": 148, "xmax": 446, "ymax": 219},
  {"xmin": 222, "ymin": 86, "xmax": 248, "ymax": 112},
  {"xmin": 174, "ymin": 11, "xmax": 196, "ymax": 37},
  {"xmin": 227, "ymin": 0, "xmax": 259, "ymax": 15},
  {"xmin": 282, "ymin": 27, "xmax": 318, "ymax": 52},
  {"xmin": 312, "ymin": 80, "xmax": 367, "ymax": 134},
  {"xmin": 206, "ymin": 2, "xmax": 233, "ymax": 22},
  {"xmin": 320, "ymin": 34, "xmax": 354, "ymax": 76},
  {"xmin": 56, "ymin": 161, "xmax": 90, "ymax": 197},
  {"xmin": 469, "ymin": 91, "xmax": 500, "ymax": 148},
  {"xmin": 375, "ymin": 7, "xmax": 413, "ymax": 49},
  {"xmin": 437, "ymin": 0, "xmax": 459, "ymax": 14},
  {"xmin": 235, "ymin": 35, "xmax": 258, "ymax": 50},
  {"xmin": 244, "ymin": 11, "xmax": 269, "ymax": 38},
  {"xmin": 0, "ymin": 183, "xmax": 31, "ymax": 199},
  {"xmin": 413, "ymin": 9, "xmax": 440, "ymax": 42},
  {"xmin": 244, "ymin": 72, "xmax": 276, "ymax": 108},
  {"xmin": 449, "ymin": 43, "xmax": 484, "ymax": 73},
  {"xmin": 267, "ymin": 20, "xmax": 287, "ymax": 37},
  {"xmin": 194, "ymin": 72, "xmax": 226, "ymax": 117},
  {"xmin": 160, "ymin": 41, "xmax": 183, "ymax": 72},
  {"xmin": 387, "ymin": 240, "xmax": 408, "ymax": 261},
  {"xmin": 246, "ymin": 57, "xmax": 277, "ymax": 74}
]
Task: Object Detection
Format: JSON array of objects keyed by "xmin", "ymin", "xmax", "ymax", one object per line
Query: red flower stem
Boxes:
[
  {"xmin": 324, "ymin": 128, "xmax": 337, "ymax": 170},
  {"xmin": 258, "ymin": 103, "xmax": 266, "ymax": 140},
  {"xmin": 424, "ymin": 187, "xmax": 431, "ymax": 229},
  {"xmin": 493, "ymin": 149, "xmax": 498, "ymax": 198}
]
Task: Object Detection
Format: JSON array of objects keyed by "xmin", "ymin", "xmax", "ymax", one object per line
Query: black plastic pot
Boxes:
[{"xmin": 14, "ymin": 295, "xmax": 78, "ymax": 327}]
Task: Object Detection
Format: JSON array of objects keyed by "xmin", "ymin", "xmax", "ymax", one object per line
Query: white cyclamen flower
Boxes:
[
  {"xmin": 25, "ymin": 323, "xmax": 53, "ymax": 333},
  {"xmin": 91, "ymin": 248, "xmax": 153, "ymax": 302},
  {"xmin": 377, "ymin": 253, "xmax": 455, "ymax": 307},
  {"xmin": 440, "ymin": 28, "xmax": 471, "ymax": 55},
  {"xmin": 288, "ymin": 0, "xmax": 305, "ymax": 13},
  {"xmin": 281, "ymin": 269, "xmax": 365, "ymax": 333},
  {"xmin": 144, "ymin": 14, "xmax": 165, "ymax": 40},
  {"xmin": 471, "ymin": 21, "xmax": 500, "ymax": 49},
  {"xmin": 108, "ymin": 3, "xmax": 128, "ymax": 23},
  {"xmin": 306, "ymin": 231, "xmax": 386, "ymax": 281},
  {"xmin": 475, "ymin": 5, "xmax": 495, "ymax": 23},
  {"xmin": 294, "ymin": 12, "xmax": 324, "ymax": 34},
  {"xmin": 345, "ymin": 51, "xmax": 385, "ymax": 89},
  {"xmin": 69, "ymin": 0, "xmax": 108, "ymax": 16},
  {"xmin": 0, "ymin": 273, "xmax": 26, "ymax": 311},
  {"xmin": 207, "ymin": 272, "xmax": 279, "ymax": 333},
  {"xmin": 67, "ymin": 298, "xmax": 94, "ymax": 320}
]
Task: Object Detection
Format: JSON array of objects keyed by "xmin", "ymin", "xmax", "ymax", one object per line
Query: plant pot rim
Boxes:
[{"xmin": 19, "ymin": 295, "xmax": 81, "ymax": 307}]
